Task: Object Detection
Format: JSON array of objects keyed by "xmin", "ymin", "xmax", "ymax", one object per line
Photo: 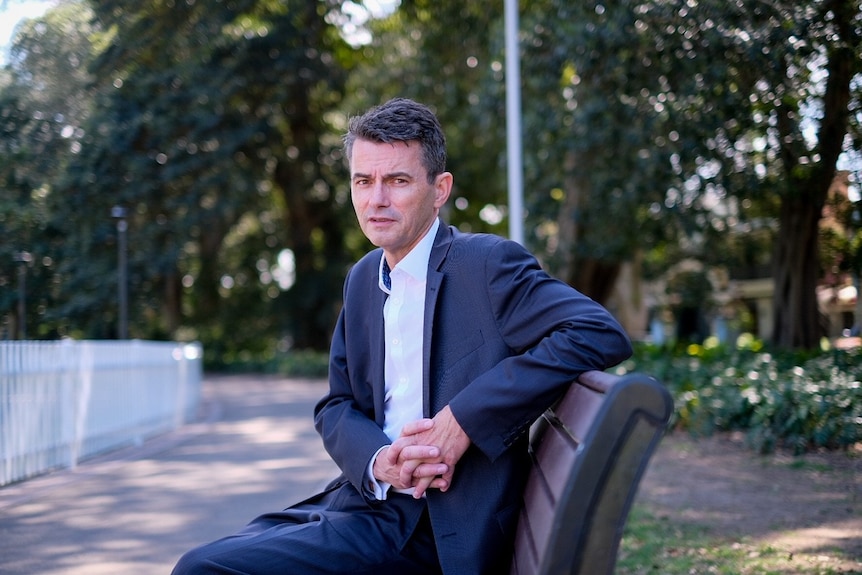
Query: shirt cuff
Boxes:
[{"xmin": 366, "ymin": 445, "xmax": 392, "ymax": 501}]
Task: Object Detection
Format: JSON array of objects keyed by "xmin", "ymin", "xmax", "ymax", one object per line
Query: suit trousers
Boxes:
[{"xmin": 171, "ymin": 482, "xmax": 442, "ymax": 575}]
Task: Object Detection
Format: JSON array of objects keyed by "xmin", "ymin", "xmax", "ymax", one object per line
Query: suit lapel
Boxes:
[
  {"xmin": 423, "ymin": 224, "xmax": 454, "ymax": 416},
  {"xmin": 369, "ymin": 253, "xmax": 389, "ymax": 427}
]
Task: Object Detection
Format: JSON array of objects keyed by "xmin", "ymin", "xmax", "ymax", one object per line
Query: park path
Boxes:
[{"xmin": 0, "ymin": 375, "xmax": 338, "ymax": 575}]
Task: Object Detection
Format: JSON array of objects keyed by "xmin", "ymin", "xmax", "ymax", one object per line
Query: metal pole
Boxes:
[
  {"xmin": 17, "ymin": 264, "xmax": 25, "ymax": 339},
  {"xmin": 13, "ymin": 251, "xmax": 30, "ymax": 339},
  {"xmin": 853, "ymin": 201, "xmax": 862, "ymax": 337},
  {"xmin": 112, "ymin": 206, "xmax": 129, "ymax": 339},
  {"xmin": 505, "ymin": 0, "xmax": 524, "ymax": 245}
]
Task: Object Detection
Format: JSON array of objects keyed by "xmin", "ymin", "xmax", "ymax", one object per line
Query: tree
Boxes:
[
  {"xmin": 443, "ymin": 0, "xmax": 858, "ymax": 350},
  {"xmin": 6, "ymin": 0, "xmax": 858, "ymax": 354},
  {"xmin": 768, "ymin": 0, "xmax": 861, "ymax": 348},
  {"xmin": 515, "ymin": 0, "xmax": 861, "ymax": 349},
  {"xmin": 56, "ymin": 0, "xmax": 358, "ymax": 351},
  {"xmin": 0, "ymin": 1, "xmax": 96, "ymax": 338},
  {"xmin": 358, "ymin": 0, "xmax": 780, "ymax": 307}
]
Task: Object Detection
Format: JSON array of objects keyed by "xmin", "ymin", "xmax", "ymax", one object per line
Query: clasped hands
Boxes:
[{"xmin": 372, "ymin": 405, "xmax": 471, "ymax": 499}]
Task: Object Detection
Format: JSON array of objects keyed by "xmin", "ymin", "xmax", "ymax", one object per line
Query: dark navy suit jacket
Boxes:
[{"xmin": 314, "ymin": 222, "xmax": 632, "ymax": 574}]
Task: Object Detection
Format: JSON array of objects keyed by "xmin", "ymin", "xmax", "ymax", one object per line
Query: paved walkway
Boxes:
[{"xmin": 0, "ymin": 375, "xmax": 338, "ymax": 575}]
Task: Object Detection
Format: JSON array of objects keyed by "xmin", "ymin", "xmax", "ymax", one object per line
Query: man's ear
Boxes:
[{"xmin": 434, "ymin": 172, "xmax": 453, "ymax": 208}]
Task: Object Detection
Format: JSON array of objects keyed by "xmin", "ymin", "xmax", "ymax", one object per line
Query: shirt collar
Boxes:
[{"xmin": 378, "ymin": 218, "xmax": 439, "ymax": 293}]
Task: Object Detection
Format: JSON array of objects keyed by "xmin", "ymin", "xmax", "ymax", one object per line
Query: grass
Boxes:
[
  {"xmin": 618, "ymin": 505, "xmax": 860, "ymax": 575},
  {"xmin": 784, "ymin": 459, "xmax": 834, "ymax": 473}
]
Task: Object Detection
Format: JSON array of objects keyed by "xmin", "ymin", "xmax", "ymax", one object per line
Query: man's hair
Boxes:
[{"xmin": 344, "ymin": 98, "xmax": 447, "ymax": 183}]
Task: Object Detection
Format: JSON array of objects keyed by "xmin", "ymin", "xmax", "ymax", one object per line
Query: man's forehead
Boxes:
[
  {"xmin": 354, "ymin": 138, "xmax": 416, "ymax": 153},
  {"xmin": 350, "ymin": 139, "xmax": 422, "ymax": 172}
]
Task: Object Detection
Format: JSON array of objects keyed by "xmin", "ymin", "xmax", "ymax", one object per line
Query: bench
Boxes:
[{"xmin": 511, "ymin": 370, "xmax": 674, "ymax": 575}]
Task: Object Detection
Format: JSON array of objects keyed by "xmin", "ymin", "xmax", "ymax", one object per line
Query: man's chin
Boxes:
[{"xmin": 364, "ymin": 229, "xmax": 396, "ymax": 248}]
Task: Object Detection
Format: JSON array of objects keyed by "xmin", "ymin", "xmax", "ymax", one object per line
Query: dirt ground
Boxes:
[{"xmin": 637, "ymin": 431, "xmax": 862, "ymax": 572}]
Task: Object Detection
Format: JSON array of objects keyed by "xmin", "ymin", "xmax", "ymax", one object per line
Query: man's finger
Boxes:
[
  {"xmin": 412, "ymin": 475, "xmax": 435, "ymax": 499},
  {"xmin": 412, "ymin": 462, "xmax": 448, "ymax": 479},
  {"xmin": 397, "ymin": 445, "xmax": 439, "ymax": 463},
  {"xmin": 399, "ymin": 459, "xmax": 447, "ymax": 487},
  {"xmin": 400, "ymin": 418, "xmax": 434, "ymax": 437},
  {"xmin": 398, "ymin": 458, "xmax": 422, "ymax": 487},
  {"xmin": 438, "ymin": 467, "xmax": 455, "ymax": 492}
]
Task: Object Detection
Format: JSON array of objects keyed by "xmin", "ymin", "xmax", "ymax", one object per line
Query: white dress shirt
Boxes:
[{"xmin": 368, "ymin": 218, "xmax": 439, "ymax": 499}]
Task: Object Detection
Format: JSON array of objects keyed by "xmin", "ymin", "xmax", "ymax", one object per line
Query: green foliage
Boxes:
[
  {"xmin": 622, "ymin": 342, "xmax": 862, "ymax": 454},
  {"xmin": 275, "ymin": 348, "xmax": 329, "ymax": 378},
  {"xmin": 0, "ymin": 1, "xmax": 96, "ymax": 338},
  {"xmin": 203, "ymin": 345, "xmax": 329, "ymax": 378},
  {"xmin": 666, "ymin": 269, "xmax": 714, "ymax": 310},
  {"xmin": 2, "ymin": 0, "xmax": 357, "ymax": 346},
  {"xmin": 2, "ymin": 0, "xmax": 861, "ymax": 354}
]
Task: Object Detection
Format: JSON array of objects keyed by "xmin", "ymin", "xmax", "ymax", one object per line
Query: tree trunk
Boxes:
[
  {"xmin": 556, "ymin": 150, "xmax": 581, "ymax": 284},
  {"xmin": 555, "ymin": 150, "xmax": 622, "ymax": 305},
  {"xmin": 274, "ymin": 112, "xmax": 342, "ymax": 350},
  {"xmin": 195, "ymin": 220, "xmax": 227, "ymax": 324},
  {"xmin": 772, "ymin": 193, "xmax": 825, "ymax": 348},
  {"xmin": 771, "ymin": 0, "xmax": 858, "ymax": 349},
  {"xmin": 162, "ymin": 267, "xmax": 182, "ymax": 336},
  {"xmin": 569, "ymin": 258, "xmax": 622, "ymax": 307}
]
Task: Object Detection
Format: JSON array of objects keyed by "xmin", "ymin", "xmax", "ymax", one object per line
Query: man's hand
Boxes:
[
  {"xmin": 397, "ymin": 406, "xmax": 471, "ymax": 498},
  {"xmin": 371, "ymin": 407, "xmax": 472, "ymax": 498},
  {"xmin": 372, "ymin": 419, "xmax": 450, "ymax": 491}
]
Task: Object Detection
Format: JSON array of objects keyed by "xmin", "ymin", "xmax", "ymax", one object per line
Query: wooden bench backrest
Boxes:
[{"xmin": 510, "ymin": 371, "xmax": 673, "ymax": 575}]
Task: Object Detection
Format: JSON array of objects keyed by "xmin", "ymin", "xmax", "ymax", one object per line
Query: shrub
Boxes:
[
  {"xmin": 276, "ymin": 349, "xmax": 329, "ymax": 378},
  {"xmin": 204, "ymin": 347, "xmax": 330, "ymax": 378},
  {"xmin": 620, "ymin": 340, "xmax": 862, "ymax": 454}
]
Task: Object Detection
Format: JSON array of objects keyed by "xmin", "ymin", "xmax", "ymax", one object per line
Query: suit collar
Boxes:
[{"xmin": 429, "ymin": 221, "xmax": 455, "ymax": 271}]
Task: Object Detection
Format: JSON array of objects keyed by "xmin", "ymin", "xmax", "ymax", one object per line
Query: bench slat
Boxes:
[
  {"xmin": 553, "ymin": 382, "xmax": 605, "ymax": 444},
  {"xmin": 519, "ymin": 420, "xmax": 580, "ymax": 559},
  {"xmin": 511, "ymin": 371, "xmax": 673, "ymax": 575}
]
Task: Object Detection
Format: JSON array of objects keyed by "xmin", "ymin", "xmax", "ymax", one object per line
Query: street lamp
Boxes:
[
  {"xmin": 13, "ymin": 251, "xmax": 31, "ymax": 340},
  {"xmin": 111, "ymin": 206, "xmax": 129, "ymax": 339},
  {"xmin": 851, "ymin": 200, "xmax": 861, "ymax": 337}
]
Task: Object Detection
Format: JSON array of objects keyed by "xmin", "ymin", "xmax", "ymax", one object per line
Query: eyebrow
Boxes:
[{"xmin": 352, "ymin": 171, "xmax": 414, "ymax": 181}]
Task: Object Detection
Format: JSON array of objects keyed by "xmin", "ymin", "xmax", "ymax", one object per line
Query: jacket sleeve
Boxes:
[
  {"xmin": 447, "ymin": 238, "xmax": 633, "ymax": 462},
  {"xmin": 313, "ymin": 266, "xmax": 391, "ymax": 499}
]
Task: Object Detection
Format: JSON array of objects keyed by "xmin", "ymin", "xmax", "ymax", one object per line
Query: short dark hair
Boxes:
[{"xmin": 344, "ymin": 98, "xmax": 447, "ymax": 183}]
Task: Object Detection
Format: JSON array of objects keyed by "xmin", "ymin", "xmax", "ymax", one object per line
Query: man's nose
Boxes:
[{"xmin": 370, "ymin": 181, "xmax": 390, "ymax": 205}]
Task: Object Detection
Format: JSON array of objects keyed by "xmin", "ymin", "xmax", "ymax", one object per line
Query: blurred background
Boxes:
[{"xmin": 2, "ymin": 0, "xmax": 861, "ymax": 369}]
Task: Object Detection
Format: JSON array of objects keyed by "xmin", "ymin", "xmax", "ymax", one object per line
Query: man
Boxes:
[{"xmin": 172, "ymin": 98, "xmax": 632, "ymax": 574}]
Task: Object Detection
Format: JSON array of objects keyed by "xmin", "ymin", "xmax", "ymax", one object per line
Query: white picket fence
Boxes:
[{"xmin": 0, "ymin": 340, "xmax": 203, "ymax": 486}]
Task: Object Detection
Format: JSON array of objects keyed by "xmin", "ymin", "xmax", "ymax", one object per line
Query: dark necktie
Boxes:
[{"xmin": 382, "ymin": 259, "xmax": 392, "ymax": 290}]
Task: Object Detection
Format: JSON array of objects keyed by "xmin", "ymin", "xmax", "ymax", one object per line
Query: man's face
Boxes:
[{"xmin": 350, "ymin": 138, "xmax": 451, "ymax": 266}]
